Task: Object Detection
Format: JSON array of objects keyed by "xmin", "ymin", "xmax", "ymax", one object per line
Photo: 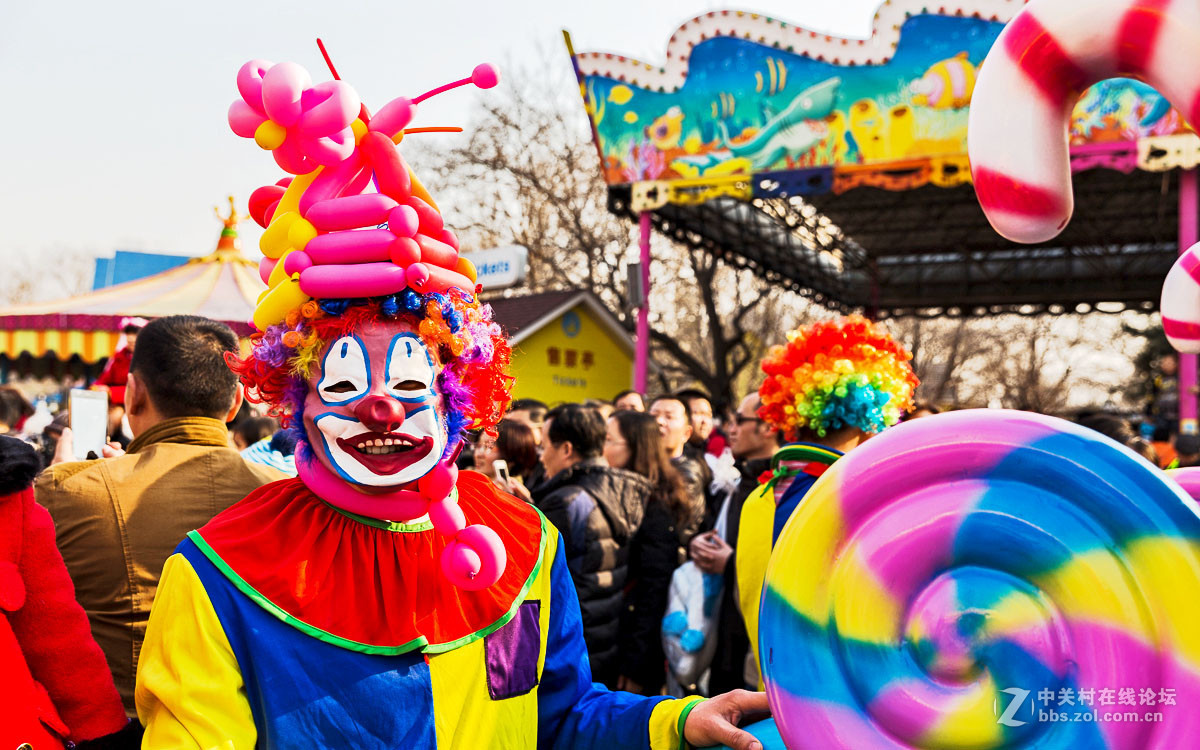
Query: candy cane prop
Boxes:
[{"xmin": 968, "ymin": 0, "xmax": 1200, "ymax": 244}]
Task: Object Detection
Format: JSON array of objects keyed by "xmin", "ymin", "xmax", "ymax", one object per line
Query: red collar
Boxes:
[{"xmin": 190, "ymin": 471, "xmax": 545, "ymax": 654}]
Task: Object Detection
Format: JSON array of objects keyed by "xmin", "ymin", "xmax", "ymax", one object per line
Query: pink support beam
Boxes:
[
  {"xmin": 635, "ymin": 211, "xmax": 652, "ymax": 393},
  {"xmin": 1180, "ymin": 169, "xmax": 1198, "ymax": 435}
]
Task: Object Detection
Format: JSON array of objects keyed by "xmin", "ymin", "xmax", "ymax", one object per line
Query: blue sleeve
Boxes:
[{"xmin": 538, "ymin": 537, "xmax": 671, "ymax": 750}]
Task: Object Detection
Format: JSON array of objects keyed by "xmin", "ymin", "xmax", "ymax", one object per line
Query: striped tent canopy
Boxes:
[{"xmin": 0, "ymin": 200, "xmax": 264, "ymax": 365}]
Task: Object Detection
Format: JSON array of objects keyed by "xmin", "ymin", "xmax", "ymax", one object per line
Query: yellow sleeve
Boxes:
[
  {"xmin": 135, "ymin": 554, "xmax": 257, "ymax": 750},
  {"xmin": 735, "ymin": 485, "xmax": 774, "ymax": 689},
  {"xmin": 648, "ymin": 696, "xmax": 705, "ymax": 750}
]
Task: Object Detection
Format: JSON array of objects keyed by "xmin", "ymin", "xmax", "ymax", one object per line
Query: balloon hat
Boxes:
[{"xmin": 226, "ymin": 43, "xmax": 511, "ymax": 590}]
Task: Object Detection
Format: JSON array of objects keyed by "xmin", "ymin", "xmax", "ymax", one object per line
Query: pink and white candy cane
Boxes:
[
  {"xmin": 1161, "ymin": 242, "xmax": 1200, "ymax": 352},
  {"xmin": 296, "ymin": 451, "xmax": 506, "ymax": 590},
  {"xmin": 968, "ymin": 0, "xmax": 1200, "ymax": 244}
]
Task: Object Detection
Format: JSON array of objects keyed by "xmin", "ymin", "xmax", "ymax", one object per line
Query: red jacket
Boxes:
[
  {"xmin": 93, "ymin": 346, "xmax": 132, "ymax": 406},
  {"xmin": 0, "ymin": 436, "xmax": 128, "ymax": 748}
]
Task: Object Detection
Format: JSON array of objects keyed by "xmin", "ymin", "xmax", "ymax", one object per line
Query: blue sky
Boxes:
[{"xmin": 0, "ymin": 0, "xmax": 881, "ymax": 293}]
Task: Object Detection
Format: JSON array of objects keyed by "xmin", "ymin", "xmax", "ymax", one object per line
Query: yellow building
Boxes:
[{"xmin": 489, "ymin": 290, "xmax": 634, "ymax": 405}]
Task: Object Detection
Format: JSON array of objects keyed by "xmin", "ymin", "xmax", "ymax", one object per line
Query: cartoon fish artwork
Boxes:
[
  {"xmin": 754, "ymin": 57, "xmax": 790, "ymax": 96},
  {"xmin": 849, "ymin": 98, "xmax": 885, "ymax": 162},
  {"xmin": 911, "ymin": 52, "xmax": 978, "ymax": 109},
  {"xmin": 883, "ymin": 104, "xmax": 915, "ymax": 160},
  {"xmin": 716, "ymin": 78, "xmax": 841, "ymax": 169},
  {"xmin": 609, "ymin": 85, "xmax": 633, "ymax": 105},
  {"xmin": 710, "ymin": 92, "xmax": 737, "ymax": 119},
  {"xmin": 647, "ymin": 106, "xmax": 684, "ymax": 150},
  {"xmin": 824, "ymin": 110, "xmax": 849, "ymax": 162}
]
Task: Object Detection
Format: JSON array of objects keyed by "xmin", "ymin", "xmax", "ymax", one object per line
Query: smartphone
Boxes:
[
  {"xmin": 69, "ymin": 389, "xmax": 109, "ymax": 460},
  {"xmin": 493, "ymin": 459, "xmax": 512, "ymax": 488}
]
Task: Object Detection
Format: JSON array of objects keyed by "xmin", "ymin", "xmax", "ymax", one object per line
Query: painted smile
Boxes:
[{"xmin": 337, "ymin": 431, "xmax": 435, "ymax": 474}]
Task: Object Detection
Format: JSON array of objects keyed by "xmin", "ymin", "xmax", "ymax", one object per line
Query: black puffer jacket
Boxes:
[{"xmin": 534, "ymin": 459, "xmax": 652, "ymax": 687}]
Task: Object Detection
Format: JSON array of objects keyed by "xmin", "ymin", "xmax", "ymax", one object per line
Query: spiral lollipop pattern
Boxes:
[{"xmin": 760, "ymin": 410, "xmax": 1200, "ymax": 749}]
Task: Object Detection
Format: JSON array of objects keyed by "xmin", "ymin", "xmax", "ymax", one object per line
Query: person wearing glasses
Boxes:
[{"xmin": 688, "ymin": 393, "xmax": 780, "ymax": 694}]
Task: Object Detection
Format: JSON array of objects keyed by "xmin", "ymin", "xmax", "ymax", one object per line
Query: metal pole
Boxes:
[
  {"xmin": 1180, "ymin": 169, "xmax": 1198, "ymax": 436},
  {"xmin": 635, "ymin": 211, "xmax": 652, "ymax": 393}
]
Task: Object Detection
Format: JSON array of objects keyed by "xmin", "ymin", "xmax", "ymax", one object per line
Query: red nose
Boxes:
[{"xmin": 354, "ymin": 396, "xmax": 406, "ymax": 433}]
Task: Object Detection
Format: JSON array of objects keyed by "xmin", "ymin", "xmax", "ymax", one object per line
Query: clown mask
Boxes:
[{"xmin": 303, "ymin": 318, "xmax": 447, "ymax": 491}]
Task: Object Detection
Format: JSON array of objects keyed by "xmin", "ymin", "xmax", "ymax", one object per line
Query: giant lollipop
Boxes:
[{"xmin": 760, "ymin": 409, "xmax": 1200, "ymax": 749}]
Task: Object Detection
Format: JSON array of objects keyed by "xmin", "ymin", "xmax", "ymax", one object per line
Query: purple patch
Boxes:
[{"xmin": 485, "ymin": 600, "xmax": 541, "ymax": 700}]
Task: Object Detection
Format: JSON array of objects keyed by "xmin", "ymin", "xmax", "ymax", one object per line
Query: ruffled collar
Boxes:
[{"xmin": 189, "ymin": 471, "xmax": 545, "ymax": 654}]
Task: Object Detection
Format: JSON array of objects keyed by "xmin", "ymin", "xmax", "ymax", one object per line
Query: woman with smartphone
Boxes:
[
  {"xmin": 605, "ymin": 410, "xmax": 698, "ymax": 695},
  {"xmin": 473, "ymin": 419, "xmax": 540, "ymax": 501}
]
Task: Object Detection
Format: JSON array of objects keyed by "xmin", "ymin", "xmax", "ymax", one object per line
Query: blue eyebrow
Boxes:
[
  {"xmin": 340, "ymin": 341, "xmax": 349, "ymax": 358},
  {"xmin": 405, "ymin": 340, "xmax": 413, "ymax": 357}
]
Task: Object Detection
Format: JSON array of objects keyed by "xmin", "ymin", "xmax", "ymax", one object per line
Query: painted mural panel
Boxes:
[{"xmin": 570, "ymin": 8, "xmax": 1191, "ymax": 188}]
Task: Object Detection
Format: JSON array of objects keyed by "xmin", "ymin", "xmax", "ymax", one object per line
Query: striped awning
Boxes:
[{"xmin": 0, "ymin": 247, "xmax": 265, "ymax": 364}]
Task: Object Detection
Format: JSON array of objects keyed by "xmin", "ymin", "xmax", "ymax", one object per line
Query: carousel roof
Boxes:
[{"xmin": 0, "ymin": 200, "xmax": 264, "ymax": 363}]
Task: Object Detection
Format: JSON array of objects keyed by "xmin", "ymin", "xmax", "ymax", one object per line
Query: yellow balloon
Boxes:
[
  {"xmin": 267, "ymin": 248, "xmax": 296, "ymax": 288},
  {"xmin": 254, "ymin": 120, "xmax": 287, "ymax": 150},
  {"xmin": 275, "ymin": 168, "xmax": 321, "ymax": 217},
  {"xmin": 253, "ymin": 277, "xmax": 310, "ymax": 331},
  {"xmin": 260, "ymin": 212, "xmax": 298, "ymax": 259},
  {"xmin": 287, "ymin": 217, "xmax": 318, "ymax": 251},
  {"xmin": 351, "ymin": 119, "xmax": 368, "ymax": 145}
]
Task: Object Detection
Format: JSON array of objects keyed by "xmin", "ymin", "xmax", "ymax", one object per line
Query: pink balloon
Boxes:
[
  {"xmin": 258, "ymin": 256, "xmax": 277, "ymax": 285},
  {"xmin": 297, "ymin": 80, "xmax": 360, "ymax": 136},
  {"xmin": 428, "ymin": 494, "xmax": 467, "ymax": 535},
  {"xmin": 296, "ymin": 131, "xmax": 356, "ymax": 167},
  {"xmin": 368, "ymin": 96, "xmax": 415, "ymax": 137},
  {"xmin": 261, "ymin": 61, "xmax": 311, "ymax": 127},
  {"xmin": 444, "ymin": 524, "xmax": 506, "ymax": 590},
  {"xmin": 307, "ymin": 194, "xmax": 399, "ymax": 232},
  {"xmin": 282, "ymin": 251, "xmax": 313, "ymax": 277},
  {"xmin": 421, "ymin": 461, "xmax": 458, "ymax": 502},
  {"xmin": 298, "ymin": 262, "xmax": 408, "ymax": 298},
  {"xmin": 472, "ymin": 63, "xmax": 500, "ymax": 89},
  {"xmin": 272, "ymin": 141, "xmax": 314, "ymax": 175},
  {"xmin": 236, "ymin": 59, "xmax": 272, "ymax": 115},
  {"xmin": 441, "ymin": 542, "xmax": 482, "ymax": 587},
  {"xmin": 304, "ymin": 230, "xmax": 396, "ymax": 264},
  {"xmin": 299, "ymin": 153, "xmax": 365, "ymax": 215},
  {"xmin": 228, "ymin": 100, "xmax": 266, "ymax": 138},
  {"xmin": 388, "ymin": 205, "xmax": 419, "ymax": 238}
]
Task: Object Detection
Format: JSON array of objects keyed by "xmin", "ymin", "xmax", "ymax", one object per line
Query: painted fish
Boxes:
[
  {"xmin": 911, "ymin": 52, "xmax": 977, "ymax": 109},
  {"xmin": 717, "ymin": 78, "xmax": 840, "ymax": 169},
  {"xmin": 710, "ymin": 92, "xmax": 737, "ymax": 119},
  {"xmin": 754, "ymin": 57, "xmax": 790, "ymax": 96},
  {"xmin": 609, "ymin": 84, "xmax": 633, "ymax": 105},
  {"xmin": 647, "ymin": 106, "xmax": 684, "ymax": 150}
]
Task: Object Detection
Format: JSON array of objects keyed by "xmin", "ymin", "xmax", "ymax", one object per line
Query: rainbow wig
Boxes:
[
  {"xmin": 758, "ymin": 315, "xmax": 918, "ymax": 440},
  {"xmin": 227, "ymin": 288, "xmax": 512, "ymax": 455}
]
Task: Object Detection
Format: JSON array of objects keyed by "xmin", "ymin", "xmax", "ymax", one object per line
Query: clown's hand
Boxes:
[{"xmin": 683, "ymin": 689, "xmax": 771, "ymax": 750}]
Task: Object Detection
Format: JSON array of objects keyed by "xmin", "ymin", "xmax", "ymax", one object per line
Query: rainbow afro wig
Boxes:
[
  {"xmin": 758, "ymin": 315, "xmax": 918, "ymax": 440},
  {"xmin": 228, "ymin": 288, "xmax": 512, "ymax": 453}
]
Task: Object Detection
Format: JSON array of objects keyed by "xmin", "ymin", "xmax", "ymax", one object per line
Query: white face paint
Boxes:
[{"xmin": 304, "ymin": 328, "xmax": 446, "ymax": 488}]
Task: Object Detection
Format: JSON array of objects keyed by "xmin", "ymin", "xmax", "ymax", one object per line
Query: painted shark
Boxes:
[{"xmin": 674, "ymin": 77, "xmax": 841, "ymax": 174}]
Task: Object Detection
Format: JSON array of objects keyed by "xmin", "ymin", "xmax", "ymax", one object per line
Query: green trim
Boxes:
[
  {"xmin": 675, "ymin": 697, "xmax": 706, "ymax": 750},
  {"xmin": 319, "ymin": 488, "xmax": 457, "ymax": 532},
  {"xmin": 185, "ymin": 499, "xmax": 548, "ymax": 657},
  {"xmin": 770, "ymin": 443, "xmax": 841, "ymax": 470}
]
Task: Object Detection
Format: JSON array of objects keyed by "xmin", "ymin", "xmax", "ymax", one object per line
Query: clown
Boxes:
[
  {"xmin": 134, "ymin": 55, "xmax": 766, "ymax": 749},
  {"xmin": 735, "ymin": 315, "xmax": 919, "ymax": 686}
]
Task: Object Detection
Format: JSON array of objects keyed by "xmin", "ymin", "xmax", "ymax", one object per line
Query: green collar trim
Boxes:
[
  {"xmin": 186, "ymin": 505, "xmax": 548, "ymax": 656},
  {"xmin": 764, "ymin": 443, "xmax": 843, "ymax": 490},
  {"xmin": 317, "ymin": 489, "xmax": 459, "ymax": 533}
]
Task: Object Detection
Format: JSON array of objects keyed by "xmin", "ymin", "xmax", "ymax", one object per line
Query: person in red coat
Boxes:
[{"xmin": 0, "ymin": 435, "xmax": 138, "ymax": 749}]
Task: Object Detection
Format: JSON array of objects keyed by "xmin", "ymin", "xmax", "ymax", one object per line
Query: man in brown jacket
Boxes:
[{"xmin": 36, "ymin": 315, "xmax": 284, "ymax": 715}]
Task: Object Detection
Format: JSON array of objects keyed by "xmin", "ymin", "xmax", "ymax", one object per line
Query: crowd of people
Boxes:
[{"xmin": 0, "ymin": 309, "xmax": 1196, "ymax": 747}]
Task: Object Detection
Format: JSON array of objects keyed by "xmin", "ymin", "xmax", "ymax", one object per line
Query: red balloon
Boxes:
[{"xmin": 249, "ymin": 184, "xmax": 286, "ymax": 228}]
